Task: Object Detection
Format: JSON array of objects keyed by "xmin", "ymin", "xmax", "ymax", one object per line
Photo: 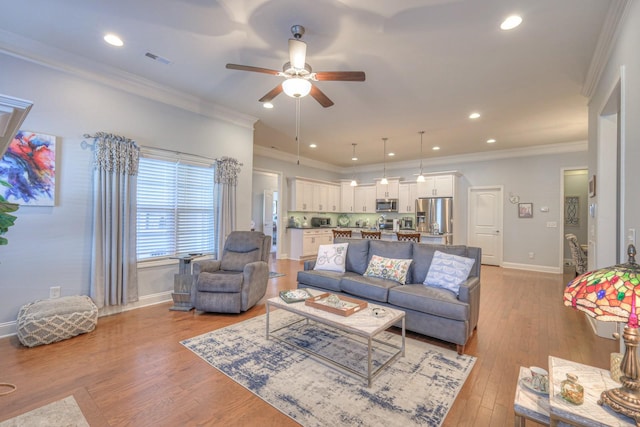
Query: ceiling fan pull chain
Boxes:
[{"xmin": 296, "ymin": 97, "xmax": 301, "ymax": 165}]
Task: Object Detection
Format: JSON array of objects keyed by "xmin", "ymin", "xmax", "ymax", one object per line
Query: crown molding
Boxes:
[
  {"xmin": 253, "ymin": 145, "xmax": 343, "ymax": 173},
  {"xmin": 255, "ymin": 140, "xmax": 588, "ymax": 175},
  {"xmin": 582, "ymin": 0, "xmax": 633, "ymax": 98},
  {"xmin": 0, "ymin": 30, "xmax": 258, "ymax": 130},
  {"xmin": 352, "ymin": 140, "xmax": 588, "ymax": 175}
]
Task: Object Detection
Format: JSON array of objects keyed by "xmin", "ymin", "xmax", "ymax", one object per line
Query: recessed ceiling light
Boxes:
[
  {"xmin": 487, "ymin": 138, "xmax": 496, "ymax": 143},
  {"xmin": 263, "ymin": 102, "xmax": 274, "ymax": 109},
  {"xmin": 469, "ymin": 112, "xmax": 481, "ymax": 119},
  {"xmin": 309, "ymin": 143, "xmax": 317, "ymax": 148},
  {"xmin": 501, "ymin": 15, "xmax": 522, "ymax": 30},
  {"xmin": 104, "ymin": 33, "xmax": 124, "ymax": 47},
  {"xmin": 388, "ymin": 152, "xmax": 395, "ymax": 157},
  {"xmin": 432, "ymin": 146, "xmax": 440, "ymax": 151}
]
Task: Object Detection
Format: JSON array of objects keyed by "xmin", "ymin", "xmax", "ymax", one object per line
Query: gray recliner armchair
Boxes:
[{"xmin": 192, "ymin": 231, "xmax": 271, "ymax": 313}]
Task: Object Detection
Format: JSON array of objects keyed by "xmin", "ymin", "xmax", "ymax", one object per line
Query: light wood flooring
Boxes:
[{"xmin": 0, "ymin": 260, "xmax": 617, "ymax": 426}]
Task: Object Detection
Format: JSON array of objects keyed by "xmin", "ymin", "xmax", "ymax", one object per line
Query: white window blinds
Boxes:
[{"xmin": 136, "ymin": 156, "xmax": 215, "ymax": 260}]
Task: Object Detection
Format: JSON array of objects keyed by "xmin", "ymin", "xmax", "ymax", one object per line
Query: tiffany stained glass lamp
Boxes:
[{"xmin": 564, "ymin": 244, "xmax": 640, "ymax": 423}]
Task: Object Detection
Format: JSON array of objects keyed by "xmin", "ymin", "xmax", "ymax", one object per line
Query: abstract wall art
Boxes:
[{"xmin": 0, "ymin": 131, "xmax": 56, "ymax": 206}]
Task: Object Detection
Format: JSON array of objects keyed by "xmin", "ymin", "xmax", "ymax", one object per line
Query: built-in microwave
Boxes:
[{"xmin": 376, "ymin": 199, "xmax": 398, "ymax": 212}]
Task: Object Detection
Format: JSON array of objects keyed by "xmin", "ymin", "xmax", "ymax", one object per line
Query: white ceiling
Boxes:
[{"xmin": 0, "ymin": 0, "xmax": 618, "ymax": 167}]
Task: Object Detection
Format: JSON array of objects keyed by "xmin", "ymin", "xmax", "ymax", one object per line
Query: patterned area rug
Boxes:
[
  {"xmin": 0, "ymin": 396, "xmax": 89, "ymax": 427},
  {"xmin": 181, "ymin": 310, "xmax": 476, "ymax": 427}
]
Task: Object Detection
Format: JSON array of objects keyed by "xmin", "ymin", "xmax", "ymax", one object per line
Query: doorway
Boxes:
[
  {"xmin": 560, "ymin": 168, "xmax": 588, "ymax": 270},
  {"xmin": 467, "ymin": 186, "xmax": 504, "ymax": 266},
  {"xmin": 252, "ymin": 169, "xmax": 283, "ymax": 258}
]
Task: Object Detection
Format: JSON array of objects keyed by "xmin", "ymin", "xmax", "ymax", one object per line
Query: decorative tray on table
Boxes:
[
  {"xmin": 279, "ymin": 288, "xmax": 314, "ymax": 303},
  {"xmin": 305, "ymin": 293, "xmax": 368, "ymax": 316}
]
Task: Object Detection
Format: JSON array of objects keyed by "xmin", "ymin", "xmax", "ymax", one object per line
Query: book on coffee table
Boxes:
[{"xmin": 279, "ymin": 288, "xmax": 313, "ymax": 303}]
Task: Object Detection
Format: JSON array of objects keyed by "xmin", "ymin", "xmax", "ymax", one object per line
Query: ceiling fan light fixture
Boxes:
[{"xmin": 282, "ymin": 78, "xmax": 312, "ymax": 98}]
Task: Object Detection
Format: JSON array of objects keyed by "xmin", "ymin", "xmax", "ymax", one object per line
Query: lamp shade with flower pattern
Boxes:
[{"xmin": 563, "ymin": 244, "xmax": 640, "ymax": 424}]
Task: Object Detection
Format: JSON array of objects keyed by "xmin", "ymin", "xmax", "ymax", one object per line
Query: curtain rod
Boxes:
[{"xmin": 81, "ymin": 134, "xmax": 239, "ymax": 164}]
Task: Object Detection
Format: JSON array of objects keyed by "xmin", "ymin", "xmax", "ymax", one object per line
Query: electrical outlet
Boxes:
[
  {"xmin": 528, "ymin": 252, "xmax": 535, "ymax": 259},
  {"xmin": 50, "ymin": 286, "xmax": 61, "ymax": 299}
]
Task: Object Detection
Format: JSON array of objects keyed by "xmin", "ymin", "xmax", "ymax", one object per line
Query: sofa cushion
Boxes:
[
  {"xmin": 363, "ymin": 255, "xmax": 412, "ymax": 284},
  {"xmin": 388, "ymin": 284, "xmax": 469, "ymax": 321},
  {"xmin": 197, "ymin": 271, "xmax": 243, "ymax": 293},
  {"xmin": 314, "ymin": 243, "xmax": 349, "ymax": 273},
  {"xmin": 335, "ymin": 237, "xmax": 370, "ymax": 275},
  {"xmin": 340, "ymin": 275, "xmax": 400, "ymax": 303},
  {"xmin": 424, "ymin": 250, "xmax": 476, "ymax": 295},
  {"xmin": 297, "ymin": 270, "xmax": 348, "ymax": 292},
  {"xmin": 367, "ymin": 240, "xmax": 414, "ymax": 282},
  {"xmin": 411, "ymin": 244, "xmax": 469, "ymax": 284}
]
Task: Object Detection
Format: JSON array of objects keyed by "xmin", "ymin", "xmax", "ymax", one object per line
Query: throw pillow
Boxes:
[
  {"xmin": 363, "ymin": 255, "xmax": 412, "ymax": 284},
  {"xmin": 424, "ymin": 250, "xmax": 475, "ymax": 295},
  {"xmin": 314, "ymin": 243, "xmax": 349, "ymax": 273}
]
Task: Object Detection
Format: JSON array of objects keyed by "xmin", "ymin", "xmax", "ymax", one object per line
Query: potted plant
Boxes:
[{"xmin": 0, "ymin": 180, "xmax": 18, "ymax": 245}]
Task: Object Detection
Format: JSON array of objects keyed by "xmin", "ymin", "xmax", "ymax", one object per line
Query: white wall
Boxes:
[
  {"xmin": 588, "ymin": 1, "xmax": 640, "ymax": 267},
  {"xmin": 0, "ymin": 53, "xmax": 255, "ymax": 331}
]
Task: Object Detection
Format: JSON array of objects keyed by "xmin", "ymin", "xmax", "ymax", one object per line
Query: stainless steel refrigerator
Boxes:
[{"xmin": 416, "ymin": 197, "xmax": 453, "ymax": 243}]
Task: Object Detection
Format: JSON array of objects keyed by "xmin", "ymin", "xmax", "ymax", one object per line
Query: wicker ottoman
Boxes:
[{"xmin": 17, "ymin": 295, "xmax": 98, "ymax": 347}]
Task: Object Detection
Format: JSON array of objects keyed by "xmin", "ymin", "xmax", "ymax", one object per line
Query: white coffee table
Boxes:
[{"xmin": 266, "ymin": 292, "xmax": 405, "ymax": 387}]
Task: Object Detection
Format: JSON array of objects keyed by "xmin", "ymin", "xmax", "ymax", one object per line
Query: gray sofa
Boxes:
[{"xmin": 297, "ymin": 238, "xmax": 481, "ymax": 354}]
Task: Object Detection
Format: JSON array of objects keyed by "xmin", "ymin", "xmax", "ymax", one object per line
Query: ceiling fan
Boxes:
[{"xmin": 226, "ymin": 25, "xmax": 365, "ymax": 108}]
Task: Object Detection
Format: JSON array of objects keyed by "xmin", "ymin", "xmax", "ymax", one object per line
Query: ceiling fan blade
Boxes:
[
  {"xmin": 314, "ymin": 71, "xmax": 366, "ymax": 82},
  {"xmin": 258, "ymin": 85, "xmax": 283, "ymax": 103},
  {"xmin": 226, "ymin": 64, "xmax": 280, "ymax": 76},
  {"xmin": 288, "ymin": 39, "xmax": 307, "ymax": 70},
  {"xmin": 310, "ymin": 85, "xmax": 334, "ymax": 108}
]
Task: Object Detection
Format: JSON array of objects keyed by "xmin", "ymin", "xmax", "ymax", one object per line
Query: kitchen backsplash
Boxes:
[{"xmin": 287, "ymin": 211, "xmax": 415, "ymax": 228}]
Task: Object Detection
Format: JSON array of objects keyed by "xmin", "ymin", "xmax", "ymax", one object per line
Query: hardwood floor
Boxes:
[{"xmin": 0, "ymin": 260, "xmax": 617, "ymax": 426}]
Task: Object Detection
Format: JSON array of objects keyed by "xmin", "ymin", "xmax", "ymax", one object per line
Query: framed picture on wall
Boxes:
[
  {"xmin": 518, "ymin": 202, "xmax": 533, "ymax": 218},
  {"xmin": 589, "ymin": 175, "xmax": 596, "ymax": 198}
]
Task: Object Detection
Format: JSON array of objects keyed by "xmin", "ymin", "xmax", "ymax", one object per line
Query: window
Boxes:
[{"xmin": 136, "ymin": 155, "xmax": 216, "ymax": 261}]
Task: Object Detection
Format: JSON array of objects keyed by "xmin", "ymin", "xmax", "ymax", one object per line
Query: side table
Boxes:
[
  {"xmin": 548, "ymin": 356, "xmax": 635, "ymax": 426},
  {"xmin": 514, "ymin": 366, "xmax": 551, "ymax": 426},
  {"xmin": 169, "ymin": 254, "xmax": 203, "ymax": 311}
]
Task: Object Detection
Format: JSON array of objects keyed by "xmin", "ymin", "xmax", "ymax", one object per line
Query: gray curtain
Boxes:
[
  {"xmin": 89, "ymin": 132, "xmax": 140, "ymax": 309},
  {"xmin": 214, "ymin": 157, "xmax": 242, "ymax": 256}
]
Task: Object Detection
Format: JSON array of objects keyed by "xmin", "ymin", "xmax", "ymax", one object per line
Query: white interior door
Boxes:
[
  {"xmin": 263, "ymin": 190, "xmax": 274, "ymax": 241},
  {"xmin": 468, "ymin": 186, "xmax": 503, "ymax": 266}
]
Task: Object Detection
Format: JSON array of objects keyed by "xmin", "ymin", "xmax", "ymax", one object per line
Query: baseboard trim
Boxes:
[
  {"xmin": 501, "ymin": 262, "xmax": 563, "ymax": 274},
  {"xmin": 0, "ymin": 291, "xmax": 173, "ymax": 339}
]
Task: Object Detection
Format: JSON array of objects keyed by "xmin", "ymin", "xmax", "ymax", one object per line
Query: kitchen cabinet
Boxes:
[
  {"xmin": 313, "ymin": 184, "xmax": 328, "ymax": 212},
  {"xmin": 327, "ymin": 184, "xmax": 340, "ymax": 212},
  {"xmin": 289, "ymin": 179, "xmax": 314, "ymax": 211},
  {"xmin": 416, "ymin": 174, "xmax": 454, "ymax": 197},
  {"xmin": 375, "ymin": 178, "xmax": 399, "ymax": 199},
  {"xmin": 354, "ymin": 185, "xmax": 376, "ymax": 213},
  {"xmin": 289, "ymin": 178, "xmax": 340, "ymax": 212},
  {"xmin": 398, "ymin": 182, "xmax": 417, "ymax": 213},
  {"xmin": 289, "ymin": 228, "xmax": 333, "ymax": 260},
  {"xmin": 340, "ymin": 181, "xmax": 355, "ymax": 213}
]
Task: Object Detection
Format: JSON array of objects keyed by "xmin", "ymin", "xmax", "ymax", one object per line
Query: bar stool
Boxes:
[
  {"xmin": 396, "ymin": 232, "xmax": 421, "ymax": 242},
  {"xmin": 361, "ymin": 231, "xmax": 382, "ymax": 240},
  {"xmin": 332, "ymin": 229, "xmax": 352, "ymax": 239}
]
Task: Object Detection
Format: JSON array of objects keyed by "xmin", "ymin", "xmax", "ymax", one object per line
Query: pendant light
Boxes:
[
  {"xmin": 380, "ymin": 137, "xmax": 388, "ymax": 185},
  {"xmin": 350, "ymin": 143, "xmax": 358, "ymax": 186},
  {"xmin": 416, "ymin": 131, "xmax": 426, "ymax": 182}
]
